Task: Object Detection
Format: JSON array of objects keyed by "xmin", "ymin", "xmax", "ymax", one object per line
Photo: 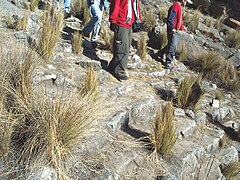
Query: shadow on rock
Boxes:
[
  {"xmin": 62, "ymin": 26, "xmax": 74, "ymax": 41},
  {"xmin": 209, "ymin": 118, "xmax": 240, "ymax": 142},
  {"xmin": 121, "ymin": 116, "xmax": 153, "ymax": 151}
]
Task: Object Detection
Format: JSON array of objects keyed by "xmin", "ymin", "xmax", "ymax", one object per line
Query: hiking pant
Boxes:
[
  {"xmin": 82, "ymin": 1, "xmax": 104, "ymax": 43},
  {"xmin": 108, "ymin": 26, "xmax": 131, "ymax": 75},
  {"xmin": 165, "ymin": 31, "xmax": 180, "ymax": 65},
  {"xmin": 56, "ymin": 0, "xmax": 71, "ymax": 13}
]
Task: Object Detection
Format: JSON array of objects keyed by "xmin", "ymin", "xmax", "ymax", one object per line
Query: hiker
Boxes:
[
  {"xmin": 56, "ymin": 0, "xmax": 72, "ymax": 18},
  {"xmin": 162, "ymin": 0, "xmax": 193, "ymax": 69},
  {"xmin": 81, "ymin": 0, "xmax": 109, "ymax": 49},
  {"xmin": 107, "ymin": 0, "xmax": 142, "ymax": 81}
]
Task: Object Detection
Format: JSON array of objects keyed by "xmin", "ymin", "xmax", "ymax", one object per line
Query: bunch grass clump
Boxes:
[
  {"xmin": 0, "ymin": 38, "xmax": 110, "ymax": 180},
  {"xmin": 149, "ymin": 102, "xmax": 177, "ymax": 158},
  {"xmin": 0, "ymin": 44, "xmax": 37, "ymax": 158},
  {"xmin": 142, "ymin": 7, "xmax": 156, "ymax": 32},
  {"xmin": 184, "ymin": 9, "xmax": 201, "ymax": 32},
  {"xmin": 37, "ymin": 4, "xmax": 63, "ymax": 60},
  {"xmin": 71, "ymin": 31, "xmax": 82, "ymax": 54},
  {"xmin": 137, "ymin": 32, "xmax": 147, "ymax": 60},
  {"xmin": 16, "ymin": 13, "xmax": 28, "ymax": 31},
  {"xmin": 205, "ymin": 16, "xmax": 214, "ymax": 27},
  {"xmin": 159, "ymin": 30, "xmax": 168, "ymax": 50},
  {"xmin": 71, "ymin": 0, "xmax": 83, "ymax": 18},
  {"xmin": 159, "ymin": 7, "xmax": 167, "ymax": 22},
  {"xmin": 80, "ymin": 65, "xmax": 99, "ymax": 97},
  {"xmin": 215, "ymin": 14, "xmax": 226, "ymax": 32},
  {"xmin": 176, "ymin": 75, "xmax": 203, "ymax": 109},
  {"xmin": 100, "ymin": 24, "xmax": 114, "ymax": 51},
  {"xmin": 29, "ymin": 0, "xmax": 40, "ymax": 12},
  {"xmin": 83, "ymin": 4, "xmax": 90, "ymax": 26},
  {"xmin": 191, "ymin": 51, "xmax": 240, "ymax": 94},
  {"xmin": 178, "ymin": 42, "xmax": 187, "ymax": 62},
  {"xmin": 223, "ymin": 162, "xmax": 240, "ymax": 180},
  {"xmin": 225, "ymin": 28, "xmax": 240, "ymax": 49}
]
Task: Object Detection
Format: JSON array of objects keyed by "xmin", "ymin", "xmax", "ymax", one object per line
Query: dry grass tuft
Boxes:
[
  {"xmin": 37, "ymin": 4, "xmax": 63, "ymax": 60},
  {"xmin": 29, "ymin": 0, "xmax": 40, "ymax": 12},
  {"xmin": 191, "ymin": 51, "xmax": 240, "ymax": 94},
  {"xmin": 71, "ymin": 31, "xmax": 82, "ymax": 54},
  {"xmin": 225, "ymin": 28, "xmax": 240, "ymax": 49},
  {"xmin": 184, "ymin": 10, "xmax": 201, "ymax": 31},
  {"xmin": 215, "ymin": 14, "xmax": 226, "ymax": 32},
  {"xmin": 6, "ymin": 14, "xmax": 28, "ymax": 31},
  {"xmin": 83, "ymin": 4, "xmax": 90, "ymax": 26},
  {"xmin": 0, "ymin": 36, "xmax": 110, "ymax": 180},
  {"xmin": 149, "ymin": 102, "xmax": 177, "ymax": 158},
  {"xmin": 71, "ymin": 0, "xmax": 83, "ymax": 18},
  {"xmin": 80, "ymin": 65, "xmax": 99, "ymax": 97},
  {"xmin": 215, "ymin": 90, "xmax": 223, "ymax": 100},
  {"xmin": 159, "ymin": 30, "xmax": 168, "ymax": 50},
  {"xmin": 100, "ymin": 24, "xmax": 114, "ymax": 51},
  {"xmin": 142, "ymin": 7, "xmax": 156, "ymax": 32},
  {"xmin": 0, "ymin": 44, "xmax": 38, "ymax": 158},
  {"xmin": 178, "ymin": 42, "xmax": 187, "ymax": 62},
  {"xmin": 223, "ymin": 162, "xmax": 240, "ymax": 179},
  {"xmin": 176, "ymin": 75, "xmax": 203, "ymax": 109},
  {"xmin": 12, "ymin": 90, "xmax": 108, "ymax": 179},
  {"xmin": 16, "ymin": 13, "xmax": 28, "ymax": 31},
  {"xmin": 205, "ymin": 16, "xmax": 214, "ymax": 27},
  {"xmin": 159, "ymin": 7, "xmax": 167, "ymax": 22},
  {"xmin": 137, "ymin": 32, "xmax": 147, "ymax": 60}
]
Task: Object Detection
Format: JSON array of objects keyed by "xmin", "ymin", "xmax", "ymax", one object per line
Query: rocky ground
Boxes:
[{"xmin": 0, "ymin": 0, "xmax": 240, "ymax": 179}]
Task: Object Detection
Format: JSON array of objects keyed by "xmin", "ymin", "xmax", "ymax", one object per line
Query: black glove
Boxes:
[{"xmin": 110, "ymin": 23, "xmax": 117, "ymax": 32}]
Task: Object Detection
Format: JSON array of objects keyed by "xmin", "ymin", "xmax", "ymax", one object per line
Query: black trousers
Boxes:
[{"xmin": 108, "ymin": 25, "xmax": 131, "ymax": 75}]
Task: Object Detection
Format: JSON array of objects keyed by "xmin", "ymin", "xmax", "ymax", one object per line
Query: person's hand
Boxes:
[
  {"xmin": 110, "ymin": 23, "xmax": 117, "ymax": 32},
  {"xmin": 183, "ymin": 26, "xmax": 187, "ymax": 32},
  {"xmin": 172, "ymin": 28, "xmax": 177, "ymax": 33}
]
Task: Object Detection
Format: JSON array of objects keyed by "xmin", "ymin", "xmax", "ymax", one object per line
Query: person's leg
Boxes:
[
  {"xmin": 91, "ymin": 3, "xmax": 103, "ymax": 43},
  {"xmin": 165, "ymin": 32, "xmax": 179, "ymax": 67},
  {"xmin": 108, "ymin": 26, "xmax": 130, "ymax": 80},
  {"xmin": 64, "ymin": 0, "xmax": 71, "ymax": 13},
  {"xmin": 82, "ymin": 4, "xmax": 99, "ymax": 36}
]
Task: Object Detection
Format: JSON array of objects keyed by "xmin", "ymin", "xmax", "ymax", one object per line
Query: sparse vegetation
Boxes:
[
  {"xmin": 184, "ymin": 10, "xmax": 201, "ymax": 32},
  {"xmin": 215, "ymin": 14, "xmax": 226, "ymax": 32},
  {"xmin": 80, "ymin": 65, "xmax": 99, "ymax": 97},
  {"xmin": 100, "ymin": 24, "xmax": 114, "ymax": 51},
  {"xmin": 16, "ymin": 13, "xmax": 28, "ymax": 31},
  {"xmin": 142, "ymin": 7, "xmax": 156, "ymax": 32},
  {"xmin": 29, "ymin": 0, "xmax": 40, "ymax": 12},
  {"xmin": 190, "ymin": 51, "xmax": 240, "ymax": 94},
  {"xmin": 159, "ymin": 7, "xmax": 167, "ymax": 22},
  {"xmin": 0, "ymin": 44, "xmax": 37, "ymax": 158},
  {"xmin": 0, "ymin": 44, "xmax": 109, "ymax": 179},
  {"xmin": 225, "ymin": 28, "xmax": 240, "ymax": 49},
  {"xmin": 219, "ymin": 133, "xmax": 228, "ymax": 149},
  {"xmin": 6, "ymin": 14, "xmax": 28, "ymax": 30},
  {"xmin": 159, "ymin": 30, "xmax": 168, "ymax": 50},
  {"xmin": 176, "ymin": 75, "xmax": 203, "ymax": 109},
  {"xmin": 178, "ymin": 42, "xmax": 187, "ymax": 62},
  {"xmin": 150, "ymin": 102, "xmax": 177, "ymax": 158},
  {"xmin": 71, "ymin": 31, "xmax": 82, "ymax": 54},
  {"xmin": 71, "ymin": 0, "xmax": 83, "ymax": 19},
  {"xmin": 223, "ymin": 162, "xmax": 240, "ymax": 180},
  {"xmin": 137, "ymin": 32, "xmax": 147, "ymax": 60},
  {"xmin": 37, "ymin": 4, "xmax": 63, "ymax": 60},
  {"xmin": 215, "ymin": 90, "xmax": 223, "ymax": 100},
  {"xmin": 83, "ymin": 4, "xmax": 90, "ymax": 25},
  {"xmin": 205, "ymin": 16, "xmax": 214, "ymax": 27}
]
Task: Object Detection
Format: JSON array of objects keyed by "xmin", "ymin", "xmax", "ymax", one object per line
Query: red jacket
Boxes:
[
  {"xmin": 109, "ymin": 0, "xmax": 142, "ymax": 29},
  {"xmin": 167, "ymin": 2, "xmax": 184, "ymax": 31}
]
